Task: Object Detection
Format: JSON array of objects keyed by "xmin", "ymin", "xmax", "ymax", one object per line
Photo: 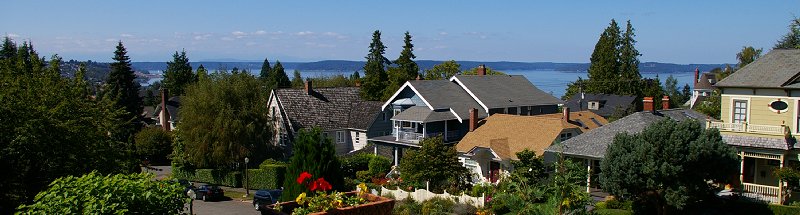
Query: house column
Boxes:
[
  {"xmin": 586, "ymin": 159, "xmax": 592, "ymax": 193},
  {"xmin": 422, "ymin": 123, "xmax": 426, "ymax": 138},
  {"xmin": 394, "ymin": 120, "xmax": 399, "ymax": 141},
  {"xmin": 779, "ymin": 153, "xmax": 786, "ymax": 204},
  {"xmin": 739, "ymin": 151, "xmax": 745, "ymax": 185},
  {"xmin": 394, "ymin": 147, "xmax": 399, "ymax": 166},
  {"xmin": 444, "ymin": 120, "xmax": 448, "ymax": 141}
]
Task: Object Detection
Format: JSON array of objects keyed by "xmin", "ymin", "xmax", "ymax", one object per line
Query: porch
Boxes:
[
  {"xmin": 708, "ymin": 121, "xmax": 786, "ymax": 136},
  {"xmin": 738, "ymin": 151, "xmax": 788, "ymax": 204}
]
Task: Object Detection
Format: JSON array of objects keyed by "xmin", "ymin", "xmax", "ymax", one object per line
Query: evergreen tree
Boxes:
[
  {"xmin": 103, "ymin": 41, "xmax": 143, "ymax": 141},
  {"xmin": 775, "ymin": 18, "xmax": 800, "ymax": 49},
  {"xmin": 618, "ymin": 20, "xmax": 642, "ymax": 96},
  {"xmin": 259, "ymin": 57, "xmax": 271, "ymax": 81},
  {"xmin": 385, "ymin": 32, "xmax": 419, "ymax": 99},
  {"xmin": 586, "ymin": 19, "xmax": 621, "ymax": 94},
  {"xmin": 272, "ymin": 61, "xmax": 291, "ymax": 88},
  {"xmin": 360, "ymin": 30, "xmax": 391, "ymax": 101},
  {"xmin": 162, "ymin": 50, "xmax": 195, "ymax": 96},
  {"xmin": 281, "ymin": 128, "xmax": 344, "ymax": 201},
  {"xmin": 663, "ymin": 75, "xmax": 683, "ymax": 108},
  {"xmin": 291, "ymin": 70, "xmax": 303, "ymax": 88},
  {"xmin": 349, "ymin": 71, "xmax": 360, "ymax": 82},
  {"xmin": 196, "ymin": 64, "xmax": 208, "ymax": 81}
]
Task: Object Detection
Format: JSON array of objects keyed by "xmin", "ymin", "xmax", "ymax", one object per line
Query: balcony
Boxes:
[
  {"xmin": 396, "ymin": 130, "xmax": 463, "ymax": 143},
  {"xmin": 708, "ymin": 121, "xmax": 786, "ymax": 136}
]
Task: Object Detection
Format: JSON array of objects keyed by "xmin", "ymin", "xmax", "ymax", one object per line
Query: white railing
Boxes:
[
  {"xmin": 708, "ymin": 122, "xmax": 785, "ymax": 135},
  {"xmin": 397, "ymin": 131, "xmax": 424, "ymax": 142},
  {"xmin": 380, "ymin": 186, "xmax": 484, "ymax": 208},
  {"xmin": 742, "ymin": 182, "xmax": 781, "ymax": 204}
]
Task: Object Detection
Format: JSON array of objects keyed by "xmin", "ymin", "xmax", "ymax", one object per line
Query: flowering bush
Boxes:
[{"xmin": 276, "ymin": 172, "xmax": 370, "ymax": 215}]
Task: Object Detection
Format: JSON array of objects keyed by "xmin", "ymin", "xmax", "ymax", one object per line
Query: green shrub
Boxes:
[
  {"xmin": 593, "ymin": 208, "xmax": 633, "ymax": 215},
  {"xmin": 340, "ymin": 153, "xmax": 374, "ymax": 178},
  {"xmin": 134, "ymin": 127, "xmax": 173, "ymax": 165},
  {"xmin": 259, "ymin": 159, "xmax": 287, "ymax": 169},
  {"xmin": 599, "ymin": 198, "xmax": 632, "ymax": 210},
  {"xmin": 356, "ymin": 170, "xmax": 373, "ymax": 181},
  {"xmin": 453, "ymin": 201, "xmax": 478, "ymax": 215},
  {"xmin": 17, "ymin": 171, "xmax": 188, "ymax": 214},
  {"xmin": 768, "ymin": 204, "xmax": 800, "ymax": 215},
  {"xmin": 421, "ymin": 197, "xmax": 455, "ymax": 215},
  {"xmin": 368, "ymin": 155, "xmax": 392, "ymax": 177},
  {"xmin": 246, "ymin": 164, "xmax": 286, "ymax": 190},
  {"xmin": 393, "ymin": 196, "xmax": 422, "ymax": 215},
  {"xmin": 172, "ymin": 167, "xmax": 242, "ymax": 187}
]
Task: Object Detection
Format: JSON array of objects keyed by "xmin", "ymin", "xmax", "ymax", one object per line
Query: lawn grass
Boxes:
[{"xmin": 223, "ymin": 190, "xmax": 249, "ymax": 201}]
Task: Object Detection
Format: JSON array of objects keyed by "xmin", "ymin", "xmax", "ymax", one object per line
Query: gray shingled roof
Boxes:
[
  {"xmin": 715, "ymin": 49, "xmax": 800, "ymax": 89},
  {"xmin": 391, "ymin": 106, "xmax": 458, "ymax": 122},
  {"xmin": 721, "ymin": 135, "xmax": 795, "ymax": 150},
  {"xmin": 545, "ymin": 109, "xmax": 708, "ymax": 159},
  {"xmin": 563, "ymin": 94, "xmax": 636, "ymax": 118},
  {"xmin": 154, "ymin": 96, "xmax": 181, "ymax": 121},
  {"xmin": 275, "ymin": 87, "xmax": 382, "ymax": 131},
  {"xmin": 453, "ymin": 75, "xmax": 563, "ymax": 109},
  {"xmin": 408, "ymin": 80, "xmax": 487, "ymax": 120},
  {"xmin": 694, "ymin": 73, "xmax": 717, "ymax": 90}
]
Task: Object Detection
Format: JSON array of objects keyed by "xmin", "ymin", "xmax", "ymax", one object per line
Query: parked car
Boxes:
[
  {"xmin": 175, "ymin": 179, "xmax": 195, "ymax": 194},
  {"xmin": 194, "ymin": 185, "xmax": 224, "ymax": 202},
  {"xmin": 253, "ymin": 189, "xmax": 282, "ymax": 211}
]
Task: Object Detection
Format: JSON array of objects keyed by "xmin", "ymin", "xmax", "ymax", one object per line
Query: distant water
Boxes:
[{"xmin": 142, "ymin": 69, "xmax": 695, "ymax": 98}]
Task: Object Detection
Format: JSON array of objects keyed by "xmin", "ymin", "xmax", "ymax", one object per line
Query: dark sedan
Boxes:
[
  {"xmin": 253, "ymin": 189, "xmax": 282, "ymax": 211},
  {"xmin": 194, "ymin": 185, "xmax": 224, "ymax": 202}
]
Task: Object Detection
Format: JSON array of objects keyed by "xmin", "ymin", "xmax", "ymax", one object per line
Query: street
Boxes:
[{"xmin": 188, "ymin": 199, "xmax": 262, "ymax": 215}]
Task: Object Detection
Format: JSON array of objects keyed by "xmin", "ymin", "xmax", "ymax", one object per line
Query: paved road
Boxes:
[{"xmin": 188, "ymin": 199, "xmax": 262, "ymax": 215}]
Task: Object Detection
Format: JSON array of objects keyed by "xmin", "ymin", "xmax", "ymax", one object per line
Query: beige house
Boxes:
[{"xmin": 710, "ymin": 49, "xmax": 800, "ymax": 204}]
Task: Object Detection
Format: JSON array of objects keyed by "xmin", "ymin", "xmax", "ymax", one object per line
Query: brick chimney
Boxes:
[
  {"xmin": 662, "ymin": 96, "xmax": 670, "ymax": 110},
  {"xmin": 416, "ymin": 74, "xmax": 421, "ymax": 80},
  {"xmin": 694, "ymin": 68, "xmax": 699, "ymax": 85},
  {"xmin": 160, "ymin": 88, "xmax": 170, "ymax": 131},
  {"xmin": 477, "ymin": 64, "xmax": 486, "ymax": 76},
  {"xmin": 562, "ymin": 107, "xmax": 570, "ymax": 123},
  {"xmin": 305, "ymin": 80, "xmax": 313, "ymax": 95},
  {"xmin": 469, "ymin": 108, "xmax": 478, "ymax": 132},
  {"xmin": 643, "ymin": 97, "xmax": 654, "ymax": 112}
]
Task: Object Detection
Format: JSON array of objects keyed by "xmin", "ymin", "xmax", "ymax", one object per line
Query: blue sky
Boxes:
[{"xmin": 2, "ymin": 1, "xmax": 798, "ymax": 63}]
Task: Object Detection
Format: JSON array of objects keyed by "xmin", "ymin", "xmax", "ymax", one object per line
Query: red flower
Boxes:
[
  {"xmin": 297, "ymin": 172, "xmax": 312, "ymax": 185},
  {"xmin": 310, "ymin": 177, "xmax": 332, "ymax": 192}
]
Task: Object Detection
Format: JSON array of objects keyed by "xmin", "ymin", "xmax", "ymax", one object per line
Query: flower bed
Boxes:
[
  {"xmin": 265, "ymin": 191, "xmax": 394, "ymax": 215},
  {"xmin": 265, "ymin": 171, "xmax": 395, "ymax": 215}
]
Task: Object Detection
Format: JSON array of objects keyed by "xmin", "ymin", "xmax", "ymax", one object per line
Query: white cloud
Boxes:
[
  {"xmin": 120, "ymin": 34, "xmax": 134, "ymax": 38},
  {"xmin": 322, "ymin": 32, "xmax": 347, "ymax": 39},
  {"xmin": 439, "ymin": 32, "xmax": 448, "ymax": 36},
  {"xmin": 232, "ymin": 31, "xmax": 247, "ymax": 36},
  {"xmin": 221, "ymin": 37, "xmax": 234, "ymax": 41},
  {"xmin": 295, "ymin": 31, "xmax": 314, "ymax": 36},
  {"xmin": 105, "ymin": 38, "xmax": 117, "ymax": 42},
  {"xmin": 254, "ymin": 30, "xmax": 267, "ymax": 35},
  {"xmin": 7, "ymin": 33, "xmax": 20, "ymax": 38}
]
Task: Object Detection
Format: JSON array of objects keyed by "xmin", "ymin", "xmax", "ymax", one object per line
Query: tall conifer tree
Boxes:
[
  {"xmin": 259, "ymin": 57, "xmax": 271, "ymax": 81},
  {"xmin": 618, "ymin": 20, "xmax": 642, "ymax": 96},
  {"xmin": 385, "ymin": 32, "xmax": 419, "ymax": 99},
  {"xmin": 162, "ymin": 50, "xmax": 195, "ymax": 96},
  {"xmin": 360, "ymin": 30, "xmax": 391, "ymax": 101},
  {"xmin": 586, "ymin": 19, "xmax": 621, "ymax": 94},
  {"xmin": 272, "ymin": 61, "xmax": 290, "ymax": 88},
  {"xmin": 104, "ymin": 41, "xmax": 142, "ymax": 141}
]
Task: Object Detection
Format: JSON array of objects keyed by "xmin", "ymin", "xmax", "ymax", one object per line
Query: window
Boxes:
[
  {"xmin": 354, "ymin": 132, "xmax": 360, "ymax": 145},
  {"xmin": 336, "ymin": 131, "xmax": 345, "ymax": 143},
  {"xmin": 769, "ymin": 100, "xmax": 789, "ymax": 113},
  {"xmin": 559, "ymin": 132, "xmax": 573, "ymax": 142},
  {"xmin": 508, "ymin": 107, "xmax": 518, "ymax": 115},
  {"xmin": 382, "ymin": 112, "xmax": 387, "ymax": 121},
  {"xmin": 732, "ymin": 100, "xmax": 748, "ymax": 124}
]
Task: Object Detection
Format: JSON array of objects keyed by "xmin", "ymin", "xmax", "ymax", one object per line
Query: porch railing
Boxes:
[
  {"xmin": 741, "ymin": 182, "xmax": 781, "ymax": 204},
  {"xmin": 397, "ymin": 131, "xmax": 424, "ymax": 142},
  {"xmin": 708, "ymin": 121, "xmax": 785, "ymax": 135}
]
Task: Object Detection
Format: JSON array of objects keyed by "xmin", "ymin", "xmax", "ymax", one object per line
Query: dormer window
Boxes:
[{"xmin": 588, "ymin": 101, "xmax": 600, "ymax": 110}]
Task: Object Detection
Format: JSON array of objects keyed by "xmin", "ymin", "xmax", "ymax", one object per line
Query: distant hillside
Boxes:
[{"xmin": 130, "ymin": 60, "xmax": 728, "ymax": 74}]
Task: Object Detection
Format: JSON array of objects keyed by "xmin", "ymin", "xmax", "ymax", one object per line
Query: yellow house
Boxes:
[{"xmin": 711, "ymin": 49, "xmax": 800, "ymax": 204}]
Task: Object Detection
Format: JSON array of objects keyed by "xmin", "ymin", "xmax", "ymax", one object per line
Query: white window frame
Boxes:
[{"xmin": 731, "ymin": 98, "xmax": 749, "ymax": 124}]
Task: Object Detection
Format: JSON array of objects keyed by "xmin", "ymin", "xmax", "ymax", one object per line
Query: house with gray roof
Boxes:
[
  {"xmin": 707, "ymin": 49, "xmax": 800, "ymax": 204},
  {"xmin": 688, "ymin": 68, "xmax": 718, "ymax": 108},
  {"xmin": 267, "ymin": 81, "xmax": 388, "ymax": 155},
  {"xmin": 544, "ymin": 97, "xmax": 708, "ymax": 193},
  {"xmin": 563, "ymin": 93, "xmax": 637, "ymax": 118},
  {"xmin": 153, "ymin": 89, "xmax": 180, "ymax": 131},
  {"xmin": 369, "ymin": 65, "xmax": 563, "ymax": 165}
]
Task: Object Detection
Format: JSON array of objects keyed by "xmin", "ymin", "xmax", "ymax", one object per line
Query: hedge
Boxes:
[
  {"xmin": 593, "ymin": 209, "xmax": 633, "ymax": 215},
  {"xmin": 172, "ymin": 168, "xmax": 242, "ymax": 187},
  {"xmin": 245, "ymin": 164, "xmax": 287, "ymax": 190}
]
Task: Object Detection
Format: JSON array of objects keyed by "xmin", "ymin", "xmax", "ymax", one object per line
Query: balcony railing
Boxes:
[
  {"xmin": 708, "ymin": 121, "xmax": 786, "ymax": 135},
  {"xmin": 741, "ymin": 182, "xmax": 781, "ymax": 204},
  {"xmin": 397, "ymin": 131, "xmax": 424, "ymax": 142}
]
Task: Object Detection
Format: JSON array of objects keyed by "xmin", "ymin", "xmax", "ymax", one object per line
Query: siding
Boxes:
[{"xmin": 721, "ymin": 94, "xmax": 798, "ymax": 132}]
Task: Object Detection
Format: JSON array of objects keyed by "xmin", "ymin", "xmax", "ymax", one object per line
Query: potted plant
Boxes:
[{"xmin": 267, "ymin": 172, "xmax": 395, "ymax": 215}]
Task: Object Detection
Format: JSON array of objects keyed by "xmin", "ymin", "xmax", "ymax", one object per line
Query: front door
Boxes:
[{"xmin": 489, "ymin": 161, "xmax": 500, "ymax": 183}]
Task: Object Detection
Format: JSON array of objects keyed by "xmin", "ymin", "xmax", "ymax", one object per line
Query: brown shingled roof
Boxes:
[
  {"xmin": 456, "ymin": 111, "xmax": 607, "ymax": 160},
  {"xmin": 694, "ymin": 73, "xmax": 717, "ymax": 90}
]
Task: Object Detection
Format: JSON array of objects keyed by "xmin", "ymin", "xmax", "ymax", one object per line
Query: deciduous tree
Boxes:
[
  {"xmin": 399, "ymin": 136, "xmax": 469, "ymax": 192},
  {"xmin": 423, "ymin": 60, "xmax": 461, "ymax": 80},
  {"xmin": 736, "ymin": 46, "xmax": 762, "ymax": 69}
]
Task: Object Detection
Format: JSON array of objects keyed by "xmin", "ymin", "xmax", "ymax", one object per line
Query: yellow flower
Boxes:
[
  {"xmin": 357, "ymin": 183, "xmax": 368, "ymax": 195},
  {"xmin": 296, "ymin": 192, "xmax": 307, "ymax": 204}
]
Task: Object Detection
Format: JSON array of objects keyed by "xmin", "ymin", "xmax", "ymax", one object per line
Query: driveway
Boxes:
[{"xmin": 188, "ymin": 199, "xmax": 261, "ymax": 215}]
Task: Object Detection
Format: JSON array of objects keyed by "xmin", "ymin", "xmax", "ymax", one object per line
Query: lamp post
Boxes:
[{"xmin": 244, "ymin": 157, "xmax": 250, "ymax": 197}]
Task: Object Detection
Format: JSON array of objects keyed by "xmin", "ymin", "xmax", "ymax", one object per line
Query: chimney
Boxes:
[
  {"xmin": 563, "ymin": 107, "xmax": 570, "ymax": 123},
  {"xmin": 416, "ymin": 74, "xmax": 421, "ymax": 80},
  {"xmin": 354, "ymin": 80, "xmax": 361, "ymax": 87},
  {"xmin": 160, "ymin": 88, "xmax": 170, "ymax": 131},
  {"xmin": 469, "ymin": 108, "xmax": 478, "ymax": 132},
  {"xmin": 694, "ymin": 68, "xmax": 699, "ymax": 85},
  {"xmin": 477, "ymin": 64, "xmax": 486, "ymax": 76},
  {"xmin": 662, "ymin": 95, "xmax": 670, "ymax": 110},
  {"xmin": 305, "ymin": 80, "xmax": 313, "ymax": 95},
  {"xmin": 643, "ymin": 97, "xmax": 654, "ymax": 112}
]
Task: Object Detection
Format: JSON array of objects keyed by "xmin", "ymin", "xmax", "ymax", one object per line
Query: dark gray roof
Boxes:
[
  {"xmin": 563, "ymin": 94, "xmax": 637, "ymax": 118},
  {"xmin": 391, "ymin": 106, "xmax": 458, "ymax": 122},
  {"xmin": 452, "ymin": 75, "xmax": 563, "ymax": 109},
  {"xmin": 408, "ymin": 80, "xmax": 487, "ymax": 120},
  {"xmin": 154, "ymin": 96, "xmax": 181, "ymax": 121},
  {"xmin": 694, "ymin": 73, "xmax": 717, "ymax": 90},
  {"xmin": 721, "ymin": 135, "xmax": 796, "ymax": 150},
  {"xmin": 545, "ymin": 109, "xmax": 709, "ymax": 159},
  {"xmin": 275, "ymin": 87, "xmax": 381, "ymax": 131},
  {"xmin": 715, "ymin": 49, "xmax": 800, "ymax": 89}
]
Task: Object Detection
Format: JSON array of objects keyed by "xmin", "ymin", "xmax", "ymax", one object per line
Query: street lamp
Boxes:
[{"xmin": 244, "ymin": 157, "xmax": 250, "ymax": 197}]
